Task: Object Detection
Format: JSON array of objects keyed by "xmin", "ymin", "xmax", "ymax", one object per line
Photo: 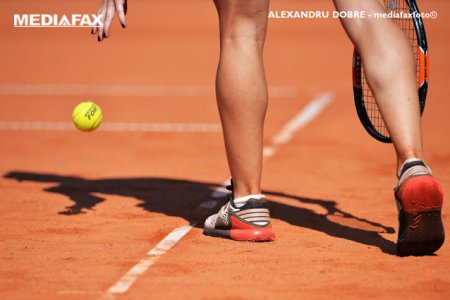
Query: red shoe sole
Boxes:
[
  {"xmin": 203, "ymin": 227, "xmax": 275, "ymax": 242},
  {"xmin": 396, "ymin": 175, "xmax": 445, "ymax": 256},
  {"xmin": 397, "ymin": 175, "xmax": 443, "ymax": 212},
  {"xmin": 230, "ymin": 228, "xmax": 275, "ymax": 242}
]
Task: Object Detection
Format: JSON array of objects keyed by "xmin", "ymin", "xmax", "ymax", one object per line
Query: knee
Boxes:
[
  {"xmin": 215, "ymin": 0, "xmax": 269, "ymax": 47},
  {"xmin": 220, "ymin": 24, "xmax": 267, "ymax": 51}
]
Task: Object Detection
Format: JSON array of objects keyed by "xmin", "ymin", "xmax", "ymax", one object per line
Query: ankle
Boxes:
[
  {"xmin": 397, "ymin": 157, "xmax": 422, "ymax": 177},
  {"xmin": 232, "ymin": 184, "xmax": 261, "ymax": 199},
  {"xmin": 233, "ymin": 194, "xmax": 265, "ymax": 208},
  {"xmin": 397, "ymin": 154, "xmax": 423, "ymax": 177}
]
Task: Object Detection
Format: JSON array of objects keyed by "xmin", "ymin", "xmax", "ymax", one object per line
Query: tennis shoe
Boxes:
[
  {"xmin": 395, "ymin": 160, "xmax": 445, "ymax": 256},
  {"xmin": 203, "ymin": 182, "xmax": 275, "ymax": 242}
]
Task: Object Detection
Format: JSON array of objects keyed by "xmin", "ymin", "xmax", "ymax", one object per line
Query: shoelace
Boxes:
[{"xmin": 218, "ymin": 202, "xmax": 230, "ymax": 224}]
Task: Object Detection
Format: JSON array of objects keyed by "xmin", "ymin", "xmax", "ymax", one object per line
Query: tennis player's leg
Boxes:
[
  {"xmin": 203, "ymin": 0, "xmax": 274, "ymax": 241},
  {"xmin": 334, "ymin": 0, "xmax": 444, "ymax": 255},
  {"xmin": 215, "ymin": 0, "xmax": 269, "ymax": 199}
]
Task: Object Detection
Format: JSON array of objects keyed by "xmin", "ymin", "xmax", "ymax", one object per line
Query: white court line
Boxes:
[
  {"xmin": 105, "ymin": 226, "xmax": 192, "ymax": 295},
  {"xmin": 100, "ymin": 92, "xmax": 333, "ymax": 299},
  {"xmin": 0, "ymin": 84, "xmax": 297, "ymax": 98},
  {"xmin": 0, "ymin": 122, "xmax": 222, "ymax": 132},
  {"xmin": 271, "ymin": 92, "xmax": 333, "ymax": 146}
]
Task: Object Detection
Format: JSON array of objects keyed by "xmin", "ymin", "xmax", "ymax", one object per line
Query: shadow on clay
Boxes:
[{"xmin": 4, "ymin": 171, "xmax": 397, "ymax": 255}]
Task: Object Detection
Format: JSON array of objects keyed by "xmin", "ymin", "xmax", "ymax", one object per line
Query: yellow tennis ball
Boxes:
[{"xmin": 72, "ymin": 101, "xmax": 103, "ymax": 132}]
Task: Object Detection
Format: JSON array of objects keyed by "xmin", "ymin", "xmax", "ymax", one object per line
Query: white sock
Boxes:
[
  {"xmin": 233, "ymin": 194, "xmax": 265, "ymax": 208},
  {"xmin": 397, "ymin": 157, "xmax": 432, "ymax": 187},
  {"xmin": 397, "ymin": 157, "xmax": 422, "ymax": 178}
]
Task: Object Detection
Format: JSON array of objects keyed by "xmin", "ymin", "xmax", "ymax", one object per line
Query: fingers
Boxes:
[
  {"xmin": 114, "ymin": 0, "xmax": 127, "ymax": 28},
  {"xmin": 97, "ymin": 0, "xmax": 108, "ymax": 41},
  {"xmin": 103, "ymin": 0, "xmax": 116, "ymax": 37},
  {"xmin": 93, "ymin": 0, "xmax": 127, "ymax": 42},
  {"xmin": 91, "ymin": 7, "xmax": 102, "ymax": 36}
]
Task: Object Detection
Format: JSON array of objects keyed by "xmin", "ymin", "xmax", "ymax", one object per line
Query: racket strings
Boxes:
[{"xmin": 361, "ymin": 0, "xmax": 419, "ymax": 139}]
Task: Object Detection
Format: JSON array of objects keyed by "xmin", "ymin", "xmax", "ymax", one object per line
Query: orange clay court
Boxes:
[{"xmin": 1, "ymin": 0, "xmax": 449, "ymax": 299}]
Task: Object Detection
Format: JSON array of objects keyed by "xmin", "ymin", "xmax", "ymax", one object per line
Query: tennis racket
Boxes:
[{"xmin": 352, "ymin": 0, "xmax": 429, "ymax": 143}]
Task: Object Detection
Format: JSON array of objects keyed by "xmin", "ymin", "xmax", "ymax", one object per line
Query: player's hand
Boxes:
[{"xmin": 91, "ymin": 0, "xmax": 127, "ymax": 42}]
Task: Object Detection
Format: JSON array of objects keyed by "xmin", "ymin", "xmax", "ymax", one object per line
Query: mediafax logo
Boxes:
[{"xmin": 14, "ymin": 14, "xmax": 103, "ymax": 28}]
